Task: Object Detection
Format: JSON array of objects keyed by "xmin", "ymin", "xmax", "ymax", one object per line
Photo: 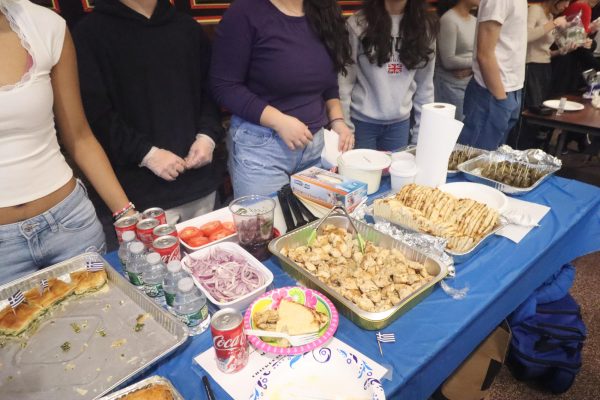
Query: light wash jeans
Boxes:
[
  {"xmin": 0, "ymin": 180, "xmax": 105, "ymax": 285},
  {"xmin": 434, "ymin": 69, "xmax": 471, "ymax": 120},
  {"xmin": 352, "ymin": 117, "xmax": 410, "ymax": 151},
  {"xmin": 227, "ymin": 116, "xmax": 324, "ymax": 198}
]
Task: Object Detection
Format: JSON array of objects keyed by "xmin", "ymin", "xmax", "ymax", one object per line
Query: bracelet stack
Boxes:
[{"xmin": 112, "ymin": 202, "xmax": 136, "ymax": 221}]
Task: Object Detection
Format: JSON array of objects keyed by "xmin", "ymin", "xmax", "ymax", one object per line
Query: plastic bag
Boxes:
[{"xmin": 555, "ymin": 11, "xmax": 588, "ymax": 51}]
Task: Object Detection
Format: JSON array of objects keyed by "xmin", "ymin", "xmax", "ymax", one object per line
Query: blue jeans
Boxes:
[
  {"xmin": 434, "ymin": 70, "xmax": 470, "ymax": 120},
  {"xmin": 0, "ymin": 180, "xmax": 105, "ymax": 285},
  {"xmin": 459, "ymin": 79, "xmax": 522, "ymax": 150},
  {"xmin": 227, "ymin": 116, "xmax": 324, "ymax": 198},
  {"xmin": 352, "ymin": 118, "xmax": 410, "ymax": 151}
]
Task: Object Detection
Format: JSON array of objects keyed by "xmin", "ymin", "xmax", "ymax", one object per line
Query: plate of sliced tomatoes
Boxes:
[{"xmin": 176, "ymin": 207, "xmax": 238, "ymax": 252}]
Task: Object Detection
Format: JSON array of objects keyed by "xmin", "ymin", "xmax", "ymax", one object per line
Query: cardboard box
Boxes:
[{"xmin": 290, "ymin": 167, "xmax": 367, "ymax": 212}]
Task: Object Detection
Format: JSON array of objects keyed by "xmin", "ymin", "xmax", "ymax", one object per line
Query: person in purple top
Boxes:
[{"xmin": 210, "ymin": 0, "xmax": 354, "ymax": 198}]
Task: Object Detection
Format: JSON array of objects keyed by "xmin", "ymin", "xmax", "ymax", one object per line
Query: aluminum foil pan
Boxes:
[
  {"xmin": 99, "ymin": 375, "xmax": 183, "ymax": 400},
  {"xmin": 458, "ymin": 151, "xmax": 560, "ymax": 195},
  {"xmin": 0, "ymin": 253, "xmax": 188, "ymax": 400},
  {"xmin": 399, "ymin": 143, "xmax": 487, "ymax": 176},
  {"xmin": 269, "ymin": 215, "xmax": 448, "ymax": 330}
]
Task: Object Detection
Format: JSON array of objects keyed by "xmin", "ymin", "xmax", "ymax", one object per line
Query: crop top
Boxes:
[{"xmin": 0, "ymin": 0, "xmax": 73, "ymax": 207}]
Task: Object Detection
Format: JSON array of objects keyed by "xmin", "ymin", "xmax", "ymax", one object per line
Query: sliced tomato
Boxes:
[
  {"xmin": 209, "ymin": 229, "xmax": 233, "ymax": 242},
  {"xmin": 187, "ymin": 235, "xmax": 210, "ymax": 248},
  {"xmin": 179, "ymin": 226, "xmax": 202, "ymax": 240},
  {"xmin": 222, "ymin": 221, "xmax": 236, "ymax": 232},
  {"xmin": 199, "ymin": 221, "xmax": 223, "ymax": 236}
]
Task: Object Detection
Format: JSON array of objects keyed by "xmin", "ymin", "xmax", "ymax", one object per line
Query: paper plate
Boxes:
[
  {"xmin": 243, "ymin": 286, "xmax": 339, "ymax": 356},
  {"xmin": 438, "ymin": 182, "xmax": 508, "ymax": 213},
  {"xmin": 250, "ymin": 345, "xmax": 386, "ymax": 400},
  {"xmin": 543, "ymin": 99, "xmax": 585, "ymax": 111}
]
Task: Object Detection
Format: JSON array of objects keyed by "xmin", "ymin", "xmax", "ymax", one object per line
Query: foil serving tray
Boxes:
[{"xmin": 99, "ymin": 375, "xmax": 183, "ymax": 400}]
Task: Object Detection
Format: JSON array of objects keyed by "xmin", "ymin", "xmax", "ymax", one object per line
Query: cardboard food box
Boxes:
[{"xmin": 290, "ymin": 167, "xmax": 368, "ymax": 212}]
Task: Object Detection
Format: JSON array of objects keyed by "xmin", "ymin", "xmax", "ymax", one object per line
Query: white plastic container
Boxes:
[
  {"xmin": 390, "ymin": 159, "xmax": 418, "ymax": 192},
  {"xmin": 391, "ymin": 151, "xmax": 416, "ymax": 163},
  {"xmin": 181, "ymin": 242, "xmax": 274, "ymax": 312},
  {"xmin": 337, "ymin": 149, "xmax": 391, "ymax": 194},
  {"xmin": 175, "ymin": 206, "xmax": 237, "ymax": 253}
]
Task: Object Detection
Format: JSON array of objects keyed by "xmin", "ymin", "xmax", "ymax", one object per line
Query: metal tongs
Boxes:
[{"xmin": 307, "ymin": 205, "xmax": 366, "ymax": 252}]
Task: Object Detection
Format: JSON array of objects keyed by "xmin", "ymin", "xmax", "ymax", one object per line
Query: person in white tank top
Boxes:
[{"xmin": 0, "ymin": 0, "xmax": 134, "ymax": 283}]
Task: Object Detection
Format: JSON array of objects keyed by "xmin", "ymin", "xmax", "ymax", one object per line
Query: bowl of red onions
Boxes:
[{"xmin": 181, "ymin": 242, "xmax": 274, "ymax": 311}]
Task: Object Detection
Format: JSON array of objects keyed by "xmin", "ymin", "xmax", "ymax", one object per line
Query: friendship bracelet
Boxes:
[
  {"xmin": 328, "ymin": 118, "xmax": 345, "ymax": 129},
  {"xmin": 112, "ymin": 202, "xmax": 135, "ymax": 221}
]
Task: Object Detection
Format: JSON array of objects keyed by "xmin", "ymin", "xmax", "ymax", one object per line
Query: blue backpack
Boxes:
[{"xmin": 507, "ymin": 293, "xmax": 586, "ymax": 394}]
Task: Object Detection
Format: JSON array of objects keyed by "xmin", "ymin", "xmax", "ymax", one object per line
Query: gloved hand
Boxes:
[
  {"xmin": 141, "ymin": 147, "xmax": 186, "ymax": 181},
  {"xmin": 185, "ymin": 134, "xmax": 215, "ymax": 169}
]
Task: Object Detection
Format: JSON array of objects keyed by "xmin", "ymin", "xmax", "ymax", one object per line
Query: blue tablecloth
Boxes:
[{"xmin": 104, "ymin": 176, "xmax": 600, "ymax": 400}]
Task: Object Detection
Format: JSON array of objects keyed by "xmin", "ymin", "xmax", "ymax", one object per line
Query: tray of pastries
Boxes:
[{"xmin": 99, "ymin": 375, "xmax": 183, "ymax": 400}]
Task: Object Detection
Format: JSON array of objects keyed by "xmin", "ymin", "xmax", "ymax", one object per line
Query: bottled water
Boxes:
[
  {"xmin": 126, "ymin": 242, "xmax": 147, "ymax": 290},
  {"xmin": 173, "ymin": 277, "xmax": 210, "ymax": 336},
  {"xmin": 143, "ymin": 252, "xmax": 167, "ymax": 306},
  {"xmin": 163, "ymin": 260, "xmax": 188, "ymax": 312},
  {"xmin": 118, "ymin": 231, "xmax": 136, "ymax": 273}
]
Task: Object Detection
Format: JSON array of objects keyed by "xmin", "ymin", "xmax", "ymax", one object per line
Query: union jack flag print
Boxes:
[{"xmin": 387, "ymin": 63, "xmax": 402, "ymax": 74}]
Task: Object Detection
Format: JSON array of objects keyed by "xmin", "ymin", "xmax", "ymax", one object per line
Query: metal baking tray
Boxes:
[
  {"xmin": 369, "ymin": 195, "xmax": 507, "ymax": 263},
  {"xmin": 401, "ymin": 143, "xmax": 488, "ymax": 176},
  {"xmin": 268, "ymin": 215, "xmax": 448, "ymax": 330},
  {"xmin": 0, "ymin": 253, "xmax": 188, "ymax": 400},
  {"xmin": 458, "ymin": 154, "xmax": 560, "ymax": 195},
  {"xmin": 99, "ymin": 375, "xmax": 183, "ymax": 400}
]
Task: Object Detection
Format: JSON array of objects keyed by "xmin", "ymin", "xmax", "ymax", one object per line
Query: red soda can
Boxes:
[
  {"xmin": 114, "ymin": 215, "xmax": 139, "ymax": 243},
  {"xmin": 136, "ymin": 218, "xmax": 159, "ymax": 247},
  {"xmin": 153, "ymin": 224, "xmax": 178, "ymax": 240},
  {"xmin": 211, "ymin": 308, "xmax": 249, "ymax": 373},
  {"xmin": 142, "ymin": 207, "xmax": 167, "ymax": 225},
  {"xmin": 152, "ymin": 235, "xmax": 181, "ymax": 263}
]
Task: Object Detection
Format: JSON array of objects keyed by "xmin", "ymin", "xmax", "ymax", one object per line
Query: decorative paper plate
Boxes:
[
  {"xmin": 543, "ymin": 99, "xmax": 585, "ymax": 111},
  {"xmin": 243, "ymin": 286, "xmax": 339, "ymax": 355},
  {"xmin": 250, "ymin": 345, "xmax": 386, "ymax": 400}
]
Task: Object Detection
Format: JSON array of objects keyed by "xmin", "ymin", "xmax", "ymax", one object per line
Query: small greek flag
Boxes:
[
  {"xmin": 8, "ymin": 290, "xmax": 25, "ymax": 309},
  {"xmin": 86, "ymin": 260, "xmax": 104, "ymax": 272},
  {"xmin": 40, "ymin": 278, "xmax": 49, "ymax": 294}
]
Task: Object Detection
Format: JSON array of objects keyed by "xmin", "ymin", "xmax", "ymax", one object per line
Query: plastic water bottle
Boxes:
[
  {"xmin": 163, "ymin": 260, "xmax": 188, "ymax": 312},
  {"xmin": 118, "ymin": 231, "xmax": 137, "ymax": 272},
  {"xmin": 173, "ymin": 277, "xmax": 210, "ymax": 336},
  {"xmin": 142, "ymin": 252, "xmax": 167, "ymax": 306},
  {"xmin": 126, "ymin": 242, "xmax": 147, "ymax": 290}
]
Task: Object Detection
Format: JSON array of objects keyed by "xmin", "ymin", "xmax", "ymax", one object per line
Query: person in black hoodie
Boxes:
[{"xmin": 73, "ymin": 0, "xmax": 224, "ymax": 226}]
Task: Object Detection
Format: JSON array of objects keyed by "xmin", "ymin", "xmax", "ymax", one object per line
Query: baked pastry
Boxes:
[
  {"xmin": 25, "ymin": 278, "xmax": 75, "ymax": 309},
  {"xmin": 0, "ymin": 302, "xmax": 45, "ymax": 337},
  {"xmin": 120, "ymin": 384, "xmax": 174, "ymax": 400},
  {"xmin": 70, "ymin": 269, "xmax": 108, "ymax": 295}
]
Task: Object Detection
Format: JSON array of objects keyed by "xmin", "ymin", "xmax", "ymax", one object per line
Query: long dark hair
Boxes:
[
  {"xmin": 304, "ymin": 0, "xmax": 353, "ymax": 75},
  {"xmin": 360, "ymin": 0, "xmax": 438, "ymax": 70}
]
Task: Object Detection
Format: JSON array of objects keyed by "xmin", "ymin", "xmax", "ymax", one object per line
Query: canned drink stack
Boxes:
[
  {"xmin": 153, "ymin": 224, "xmax": 178, "ymax": 240},
  {"xmin": 114, "ymin": 214, "xmax": 139, "ymax": 243},
  {"xmin": 136, "ymin": 218, "xmax": 160, "ymax": 247},
  {"xmin": 152, "ymin": 235, "xmax": 181, "ymax": 263},
  {"xmin": 142, "ymin": 207, "xmax": 167, "ymax": 225},
  {"xmin": 211, "ymin": 308, "xmax": 249, "ymax": 373}
]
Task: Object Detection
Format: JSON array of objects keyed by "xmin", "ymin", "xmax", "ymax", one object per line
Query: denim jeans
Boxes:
[
  {"xmin": 0, "ymin": 180, "xmax": 105, "ymax": 285},
  {"xmin": 459, "ymin": 79, "xmax": 522, "ymax": 150},
  {"xmin": 352, "ymin": 117, "xmax": 410, "ymax": 151},
  {"xmin": 227, "ymin": 116, "xmax": 324, "ymax": 198},
  {"xmin": 434, "ymin": 70, "xmax": 471, "ymax": 120}
]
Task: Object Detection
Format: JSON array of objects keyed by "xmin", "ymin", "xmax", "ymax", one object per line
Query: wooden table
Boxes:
[{"xmin": 521, "ymin": 94, "xmax": 600, "ymax": 155}]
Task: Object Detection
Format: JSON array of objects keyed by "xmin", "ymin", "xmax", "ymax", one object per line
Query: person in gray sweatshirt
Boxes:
[{"xmin": 339, "ymin": 0, "xmax": 437, "ymax": 150}]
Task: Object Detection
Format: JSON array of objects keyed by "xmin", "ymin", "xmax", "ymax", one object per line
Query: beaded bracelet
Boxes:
[{"xmin": 112, "ymin": 202, "xmax": 135, "ymax": 221}]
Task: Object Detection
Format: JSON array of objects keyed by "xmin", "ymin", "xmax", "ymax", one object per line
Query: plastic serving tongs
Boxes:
[{"xmin": 306, "ymin": 205, "xmax": 366, "ymax": 253}]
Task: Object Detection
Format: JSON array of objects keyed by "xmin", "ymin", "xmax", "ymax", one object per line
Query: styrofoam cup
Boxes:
[
  {"xmin": 390, "ymin": 160, "xmax": 418, "ymax": 192},
  {"xmin": 391, "ymin": 151, "xmax": 416, "ymax": 163}
]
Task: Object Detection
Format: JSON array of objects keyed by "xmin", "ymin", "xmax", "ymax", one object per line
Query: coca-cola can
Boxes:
[
  {"xmin": 211, "ymin": 308, "xmax": 249, "ymax": 373},
  {"xmin": 153, "ymin": 224, "xmax": 178, "ymax": 240},
  {"xmin": 152, "ymin": 235, "xmax": 181, "ymax": 263},
  {"xmin": 136, "ymin": 218, "xmax": 159, "ymax": 247},
  {"xmin": 114, "ymin": 215, "xmax": 139, "ymax": 243},
  {"xmin": 142, "ymin": 207, "xmax": 167, "ymax": 225}
]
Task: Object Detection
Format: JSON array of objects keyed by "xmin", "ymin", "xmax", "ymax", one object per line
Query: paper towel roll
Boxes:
[{"xmin": 415, "ymin": 103, "xmax": 463, "ymax": 188}]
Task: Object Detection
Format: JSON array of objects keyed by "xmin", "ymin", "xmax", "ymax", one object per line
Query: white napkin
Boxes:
[
  {"xmin": 194, "ymin": 337, "xmax": 388, "ymax": 400},
  {"xmin": 497, "ymin": 197, "xmax": 550, "ymax": 243},
  {"xmin": 321, "ymin": 129, "xmax": 342, "ymax": 170}
]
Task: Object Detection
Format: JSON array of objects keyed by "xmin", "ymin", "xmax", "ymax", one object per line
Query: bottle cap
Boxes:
[
  {"xmin": 178, "ymin": 277, "xmax": 194, "ymax": 292},
  {"xmin": 146, "ymin": 252, "xmax": 161, "ymax": 265},
  {"xmin": 129, "ymin": 241, "xmax": 144, "ymax": 254},
  {"xmin": 167, "ymin": 260, "xmax": 182, "ymax": 273},
  {"xmin": 122, "ymin": 230, "xmax": 136, "ymax": 242}
]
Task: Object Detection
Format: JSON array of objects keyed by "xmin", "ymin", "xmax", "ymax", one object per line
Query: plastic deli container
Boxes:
[
  {"xmin": 337, "ymin": 149, "xmax": 392, "ymax": 195},
  {"xmin": 175, "ymin": 207, "xmax": 237, "ymax": 253},
  {"xmin": 181, "ymin": 242, "xmax": 274, "ymax": 312},
  {"xmin": 390, "ymin": 159, "xmax": 418, "ymax": 192}
]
